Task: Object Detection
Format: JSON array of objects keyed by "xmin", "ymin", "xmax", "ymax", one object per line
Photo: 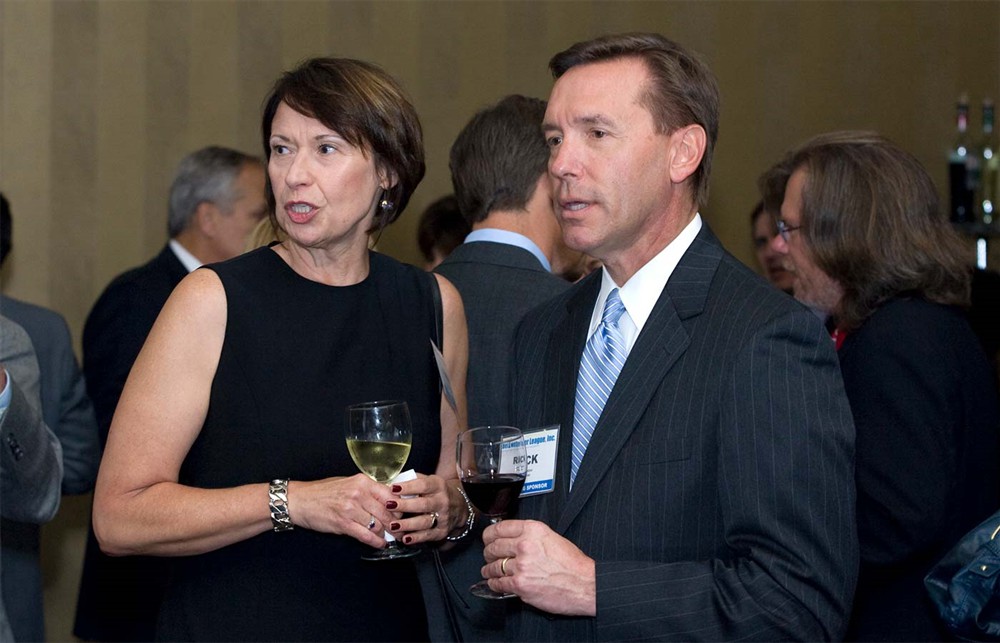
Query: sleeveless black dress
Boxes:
[{"xmin": 156, "ymin": 247, "xmax": 441, "ymax": 642}]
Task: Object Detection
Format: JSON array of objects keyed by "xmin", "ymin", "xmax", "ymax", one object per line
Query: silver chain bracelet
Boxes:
[
  {"xmin": 446, "ymin": 485, "xmax": 475, "ymax": 541},
  {"xmin": 269, "ymin": 478, "xmax": 294, "ymax": 532}
]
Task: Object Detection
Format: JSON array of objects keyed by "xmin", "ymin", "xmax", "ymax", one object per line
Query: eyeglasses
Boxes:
[{"xmin": 775, "ymin": 220, "xmax": 802, "ymax": 242}]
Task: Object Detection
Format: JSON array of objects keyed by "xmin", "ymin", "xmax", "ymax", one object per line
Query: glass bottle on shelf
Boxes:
[
  {"xmin": 949, "ymin": 94, "xmax": 974, "ymax": 224},
  {"xmin": 979, "ymin": 99, "xmax": 997, "ymax": 227}
]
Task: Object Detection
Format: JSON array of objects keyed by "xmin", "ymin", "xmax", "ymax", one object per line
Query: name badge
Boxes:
[{"xmin": 517, "ymin": 425, "xmax": 559, "ymax": 497}]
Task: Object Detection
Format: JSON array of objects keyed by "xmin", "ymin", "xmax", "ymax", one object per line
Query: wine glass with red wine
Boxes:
[{"xmin": 456, "ymin": 425, "xmax": 527, "ymax": 599}]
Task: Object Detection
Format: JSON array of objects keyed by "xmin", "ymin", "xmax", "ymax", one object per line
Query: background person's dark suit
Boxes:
[
  {"xmin": 0, "ymin": 315, "xmax": 63, "ymax": 643},
  {"xmin": 840, "ymin": 297, "xmax": 1000, "ymax": 641},
  {"xmin": 1, "ymin": 296, "xmax": 99, "ymax": 642},
  {"xmin": 74, "ymin": 244, "xmax": 187, "ymax": 642},
  {"xmin": 0, "ymin": 296, "xmax": 98, "ymax": 493},
  {"xmin": 436, "ymin": 240, "xmax": 569, "ymax": 427},
  {"xmin": 508, "ymin": 225, "xmax": 859, "ymax": 641},
  {"xmin": 429, "ymin": 240, "xmax": 569, "ymax": 642}
]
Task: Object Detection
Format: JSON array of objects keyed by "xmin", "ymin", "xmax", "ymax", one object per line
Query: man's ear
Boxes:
[
  {"xmin": 668, "ymin": 124, "xmax": 707, "ymax": 185},
  {"xmin": 194, "ymin": 201, "xmax": 222, "ymax": 238}
]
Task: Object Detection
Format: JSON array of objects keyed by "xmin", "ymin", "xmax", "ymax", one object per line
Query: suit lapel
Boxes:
[
  {"xmin": 554, "ymin": 227, "xmax": 723, "ymax": 533},
  {"xmin": 539, "ymin": 275, "xmax": 599, "ymax": 515}
]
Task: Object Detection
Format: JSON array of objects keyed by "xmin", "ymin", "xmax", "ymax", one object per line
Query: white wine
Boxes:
[{"xmin": 346, "ymin": 439, "xmax": 411, "ymax": 483}]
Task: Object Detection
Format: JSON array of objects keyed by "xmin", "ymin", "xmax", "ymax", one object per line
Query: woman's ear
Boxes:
[
  {"xmin": 379, "ymin": 167, "xmax": 399, "ymax": 192},
  {"xmin": 668, "ymin": 124, "xmax": 707, "ymax": 185}
]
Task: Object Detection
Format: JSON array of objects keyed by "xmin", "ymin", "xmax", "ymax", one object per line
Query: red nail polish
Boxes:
[
  {"xmin": 390, "ymin": 522, "xmax": 400, "ymax": 531},
  {"xmin": 386, "ymin": 500, "xmax": 398, "ymax": 509},
  {"xmin": 391, "ymin": 485, "xmax": 402, "ymax": 493},
  {"xmin": 404, "ymin": 536, "xmax": 412, "ymax": 544}
]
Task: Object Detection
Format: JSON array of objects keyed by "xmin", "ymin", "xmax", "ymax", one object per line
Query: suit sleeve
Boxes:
[
  {"xmin": 51, "ymin": 316, "xmax": 100, "ymax": 494},
  {"xmin": 594, "ymin": 310, "xmax": 858, "ymax": 641},
  {"xmin": 1, "ymin": 378, "xmax": 64, "ymax": 524},
  {"xmin": 84, "ymin": 281, "xmax": 155, "ymax": 447}
]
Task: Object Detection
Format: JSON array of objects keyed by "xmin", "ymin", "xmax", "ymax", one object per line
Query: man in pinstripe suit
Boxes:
[{"xmin": 481, "ymin": 33, "xmax": 859, "ymax": 641}]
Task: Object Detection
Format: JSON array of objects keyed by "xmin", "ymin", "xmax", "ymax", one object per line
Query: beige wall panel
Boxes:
[
  {"xmin": 93, "ymin": 1, "xmax": 148, "ymax": 330},
  {"xmin": 237, "ymin": 1, "xmax": 283, "ymax": 152},
  {"xmin": 368, "ymin": 2, "xmax": 426, "ymax": 260},
  {"xmin": 142, "ymin": 1, "xmax": 192, "ymax": 258},
  {"xmin": 502, "ymin": 2, "xmax": 554, "ymax": 100},
  {"xmin": 278, "ymin": 1, "xmax": 332, "ymax": 67},
  {"xmin": 189, "ymin": 2, "xmax": 241, "ymax": 149},
  {"xmin": 321, "ymin": 1, "xmax": 377, "ymax": 62},
  {"xmin": 50, "ymin": 2, "xmax": 99, "ymax": 334},
  {"xmin": 382, "ymin": 1, "xmax": 511, "ymax": 262},
  {"xmin": 1, "ymin": 1, "xmax": 54, "ymax": 304}
]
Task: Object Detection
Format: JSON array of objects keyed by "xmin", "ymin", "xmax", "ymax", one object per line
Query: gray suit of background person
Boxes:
[
  {"xmin": 0, "ymin": 194, "xmax": 100, "ymax": 642},
  {"xmin": 427, "ymin": 94, "xmax": 578, "ymax": 641},
  {"xmin": 0, "ymin": 316, "xmax": 64, "ymax": 643},
  {"xmin": 74, "ymin": 146, "xmax": 267, "ymax": 642},
  {"xmin": 480, "ymin": 33, "xmax": 858, "ymax": 641}
]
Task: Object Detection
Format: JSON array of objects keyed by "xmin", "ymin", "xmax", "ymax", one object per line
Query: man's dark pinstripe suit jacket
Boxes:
[{"xmin": 507, "ymin": 224, "xmax": 859, "ymax": 641}]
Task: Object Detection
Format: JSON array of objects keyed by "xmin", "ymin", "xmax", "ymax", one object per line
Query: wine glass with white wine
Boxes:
[
  {"xmin": 456, "ymin": 425, "xmax": 527, "ymax": 598},
  {"xmin": 345, "ymin": 400, "xmax": 419, "ymax": 561}
]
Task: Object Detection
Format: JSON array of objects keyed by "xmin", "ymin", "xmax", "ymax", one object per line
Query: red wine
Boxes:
[{"xmin": 462, "ymin": 473, "xmax": 525, "ymax": 517}]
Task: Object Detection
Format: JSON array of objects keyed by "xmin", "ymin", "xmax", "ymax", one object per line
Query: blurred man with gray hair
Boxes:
[{"xmin": 74, "ymin": 145, "xmax": 266, "ymax": 642}]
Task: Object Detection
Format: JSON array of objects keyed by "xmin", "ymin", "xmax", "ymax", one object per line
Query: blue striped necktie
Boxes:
[{"xmin": 571, "ymin": 288, "xmax": 627, "ymax": 488}]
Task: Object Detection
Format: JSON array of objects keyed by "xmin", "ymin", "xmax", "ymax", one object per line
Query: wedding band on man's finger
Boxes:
[
  {"xmin": 367, "ymin": 514, "xmax": 377, "ymax": 530},
  {"xmin": 500, "ymin": 557, "xmax": 511, "ymax": 576}
]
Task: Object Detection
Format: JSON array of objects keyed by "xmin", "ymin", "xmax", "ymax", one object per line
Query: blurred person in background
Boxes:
[
  {"xmin": 75, "ymin": 146, "xmax": 267, "ymax": 641},
  {"xmin": 1, "ymin": 193, "xmax": 99, "ymax": 642},
  {"xmin": 430, "ymin": 94, "xmax": 576, "ymax": 641},
  {"xmin": 761, "ymin": 130, "xmax": 1000, "ymax": 641},
  {"xmin": 0, "ymin": 316, "xmax": 64, "ymax": 643},
  {"xmin": 417, "ymin": 194, "xmax": 471, "ymax": 271},
  {"xmin": 749, "ymin": 199, "xmax": 793, "ymax": 293}
]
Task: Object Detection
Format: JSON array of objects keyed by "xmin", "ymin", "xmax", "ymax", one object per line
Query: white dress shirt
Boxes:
[{"xmin": 587, "ymin": 213, "xmax": 703, "ymax": 356}]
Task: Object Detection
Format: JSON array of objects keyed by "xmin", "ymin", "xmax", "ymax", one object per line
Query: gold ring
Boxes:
[
  {"xmin": 429, "ymin": 511, "xmax": 439, "ymax": 530},
  {"xmin": 500, "ymin": 557, "xmax": 511, "ymax": 576}
]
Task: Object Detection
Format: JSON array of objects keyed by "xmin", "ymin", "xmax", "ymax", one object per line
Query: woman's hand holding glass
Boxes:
[
  {"xmin": 284, "ymin": 474, "xmax": 399, "ymax": 550},
  {"xmin": 384, "ymin": 474, "xmax": 467, "ymax": 546}
]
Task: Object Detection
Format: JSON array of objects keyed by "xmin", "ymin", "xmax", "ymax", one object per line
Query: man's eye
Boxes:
[
  {"xmin": 546, "ymin": 136, "xmax": 562, "ymax": 148},
  {"xmin": 592, "ymin": 130, "xmax": 607, "ymax": 139},
  {"xmin": 319, "ymin": 144, "xmax": 336, "ymax": 154}
]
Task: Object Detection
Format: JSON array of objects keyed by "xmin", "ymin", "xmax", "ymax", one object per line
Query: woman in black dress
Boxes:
[{"xmin": 93, "ymin": 58, "xmax": 470, "ymax": 641}]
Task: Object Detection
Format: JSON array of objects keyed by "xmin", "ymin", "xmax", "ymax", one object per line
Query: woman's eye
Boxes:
[
  {"xmin": 271, "ymin": 144, "xmax": 289, "ymax": 155},
  {"xmin": 546, "ymin": 135, "xmax": 562, "ymax": 148}
]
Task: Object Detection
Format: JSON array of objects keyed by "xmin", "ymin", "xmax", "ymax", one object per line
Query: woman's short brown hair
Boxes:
[
  {"xmin": 261, "ymin": 57, "xmax": 425, "ymax": 231},
  {"xmin": 760, "ymin": 131, "xmax": 970, "ymax": 330}
]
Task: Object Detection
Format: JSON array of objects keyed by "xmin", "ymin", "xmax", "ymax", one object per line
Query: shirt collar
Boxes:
[
  {"xmin": 589, "ymin": 213, "xmax": 703, "ymax": 339},
  {"xmin": 169, "ymin": 239, "xmax": 203, "ymax": 273},
  {"xmin": 464, "ymin": 228, "xmax": 551, "ymax": 272}
]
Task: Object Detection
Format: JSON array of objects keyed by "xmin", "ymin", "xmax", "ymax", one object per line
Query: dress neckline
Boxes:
[{"xmin": 262, "ymin": 245, "xmax": 375, "ymax": 291}]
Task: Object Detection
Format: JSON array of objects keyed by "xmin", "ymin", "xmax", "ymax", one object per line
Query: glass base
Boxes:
[
  {"xmin": 470, "ymin": 579, "xmax": 518, "ymax": 599},
  {"xmin": 361, "ymin": 543, "xmax": 420, "ymax": 561}
]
